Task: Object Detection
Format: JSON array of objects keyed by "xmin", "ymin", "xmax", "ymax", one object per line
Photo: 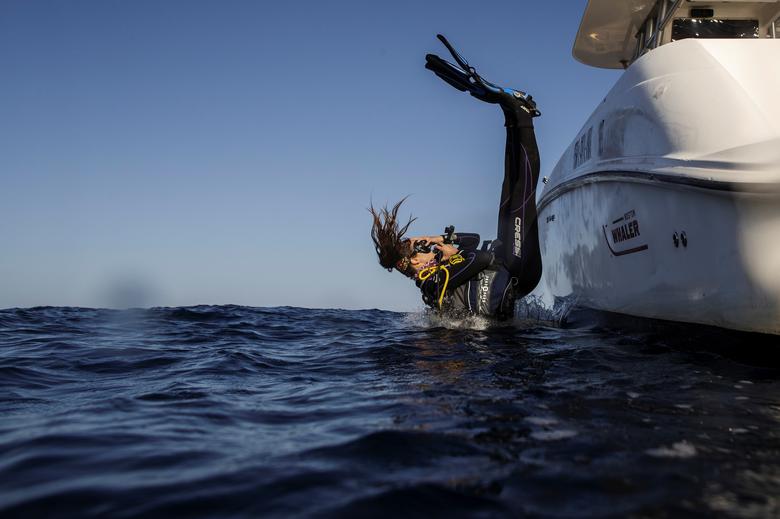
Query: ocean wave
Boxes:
[{"xmin": 1, "ymin": 305, "xmax": 780, "ymax": 517}]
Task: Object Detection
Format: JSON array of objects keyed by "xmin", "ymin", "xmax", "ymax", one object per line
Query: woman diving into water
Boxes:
[{"xmin": 370, "ymin": 35, "xmax": 543, "ymax": 320}]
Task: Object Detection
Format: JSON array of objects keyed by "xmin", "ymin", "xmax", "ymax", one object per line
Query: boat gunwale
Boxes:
[{"xmin": 537, "ymin": 169, "xmax": 780, "ymax": 213}]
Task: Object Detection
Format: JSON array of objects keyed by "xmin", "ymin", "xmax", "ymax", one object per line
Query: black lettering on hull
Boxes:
[{"xmin": 603, "ymin": 210, "xmax": 648, "ymax": 257}]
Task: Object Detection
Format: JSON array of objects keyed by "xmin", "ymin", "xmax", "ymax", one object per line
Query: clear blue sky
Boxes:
[{"xmin": 0, "ymin": 0, "xmax": 620, "ymax": 311}]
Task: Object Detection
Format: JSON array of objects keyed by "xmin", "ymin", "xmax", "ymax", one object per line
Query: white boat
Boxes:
[{"xmin": 530, "ymin": 0, "xmax": 780, "ymax": 334}]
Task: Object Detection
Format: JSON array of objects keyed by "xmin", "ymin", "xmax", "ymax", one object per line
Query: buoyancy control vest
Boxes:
[
  {"xmin": 416, "ymin": 239, "xmax": 517, "ymax": 320},
  {"xmin": 440, "ymin": 261, "xmax": 517, "ymax": 320}
]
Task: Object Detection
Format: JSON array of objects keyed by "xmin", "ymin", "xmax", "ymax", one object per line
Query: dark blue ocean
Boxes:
[{"xmin": 2, "ymin": 306, "xmax": 780, "ymax": 518}]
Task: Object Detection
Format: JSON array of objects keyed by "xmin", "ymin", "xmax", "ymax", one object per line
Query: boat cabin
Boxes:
[{"xmin": 574, "ymin": 0, "xmax": 780, "ymax": 69}]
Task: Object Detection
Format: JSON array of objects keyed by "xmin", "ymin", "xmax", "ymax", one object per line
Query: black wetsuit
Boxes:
[
  {"xmin": 416, "ymin": 233, "xmax": 518, "ymax": 320},
  {"xmin": 416, "ymin": 233, "xmax": 489, "ymax": 308},
  {"xmin": 416, "ymin": 115, "xmax": 541, "ymax": 321},
  {"xmin": 417, "ymin": 35, "xmax": 544, "ymax": 319}
]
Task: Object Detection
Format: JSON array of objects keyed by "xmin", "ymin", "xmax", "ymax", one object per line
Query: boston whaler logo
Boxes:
[
  {"xmin": 602, "ymin": 209, "xmax": 649, "ymax": 257},
  {"xmin": 513, "ymin": 217, "xmax": 522, "ymax": 257},
  {"xmin": 611, "ymin": 210, "xmax": 639, "ymax": 243}
]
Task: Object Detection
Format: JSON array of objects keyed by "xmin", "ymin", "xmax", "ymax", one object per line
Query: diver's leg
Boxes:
[{"xmin": 495, "ymin": 122, "xmax": 542, "ymax": 296}]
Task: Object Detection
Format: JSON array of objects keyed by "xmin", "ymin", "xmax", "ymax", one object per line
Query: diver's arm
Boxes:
[
  {"xmin": 452, "ymin": 233, "xmax": 480, "ymax": 251},
  {"xmin": 417, "ymin": 250, "xmax": 493, "ymax": 307},
  {"xmin": 436, "ymin": 243, "xmax": 459, "ymax": 259},
  {"xmin": 446, "ymin": 250, "xmax": 492, "ymax": 290},
  {"xmin": 409, "ymin": 235, "xmax": 445, "ymax": 246},
  {"xmin": 410, "ymin": 233, "xmax": 480, "ymax": 248}
]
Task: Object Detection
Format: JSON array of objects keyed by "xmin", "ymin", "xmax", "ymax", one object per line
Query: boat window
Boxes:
[{"xmin": 671, "ymin": 19, "xmax": 760, "ymax": 41}]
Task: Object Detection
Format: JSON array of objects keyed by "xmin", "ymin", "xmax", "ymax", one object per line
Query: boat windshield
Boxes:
[{"xmin": 671, "ymin": 19, "xmax": 760, "ymax": 41}]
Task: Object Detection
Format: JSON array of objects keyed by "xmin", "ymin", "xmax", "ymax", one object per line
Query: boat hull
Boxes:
[
  {"xmin": 529, "ymin": 38, "xmax": 780, "ymax": 334},
  {"xmin": 534, "ymin": 175, "xmax": 780, "ymax": 334}
]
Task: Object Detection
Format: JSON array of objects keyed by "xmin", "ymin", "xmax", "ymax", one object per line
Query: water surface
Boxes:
[{"xmin": 1, "ymin": 305, "xmax": 779, "ymax": 517}]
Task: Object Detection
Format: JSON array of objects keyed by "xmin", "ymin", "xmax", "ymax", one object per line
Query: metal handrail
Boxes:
[{"xmin": 646, "ymin": 0, "xmax": 682, "ymax": 50}]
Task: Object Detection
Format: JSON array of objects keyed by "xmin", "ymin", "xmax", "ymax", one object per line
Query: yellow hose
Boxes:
[{"xmin": 417, "ymin": 253, "xmax": 463, "ymax": 309}]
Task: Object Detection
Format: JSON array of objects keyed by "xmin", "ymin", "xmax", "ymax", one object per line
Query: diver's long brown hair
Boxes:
[{"xmin": 369, "ymin": 197, "xmax": 415, "ymax": 273}]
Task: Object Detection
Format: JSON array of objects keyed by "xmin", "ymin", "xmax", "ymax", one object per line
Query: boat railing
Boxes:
[{"xmin": 633, "ymin": 0, "xmax": 683, "ymax": 61}]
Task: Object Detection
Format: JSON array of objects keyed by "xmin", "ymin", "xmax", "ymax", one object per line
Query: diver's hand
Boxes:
[
  {"xmin": 435, "ymin": 244, "xmax": 459, "ymax": 260},
  {"xmin": 409, "ymin": 235, "xmax": 445, "ymax": 248}
]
